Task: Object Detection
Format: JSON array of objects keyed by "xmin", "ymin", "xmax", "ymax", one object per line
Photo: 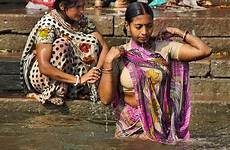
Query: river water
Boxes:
[{"xmin": 0, "ymin": 102, "xmax": 229, "ymax": 150}]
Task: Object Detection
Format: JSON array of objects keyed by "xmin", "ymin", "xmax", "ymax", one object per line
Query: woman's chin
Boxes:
[{"xmin": 138, "ymin": 38, "xmax": 150, "ymax": 43}]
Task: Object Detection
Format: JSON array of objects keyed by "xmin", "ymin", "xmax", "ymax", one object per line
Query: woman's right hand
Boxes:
[
  {"xmin": 80, "ymin": 67, "xmax": 101, "ymax": 84},
  {"xmin": 104, "ymin": 46, "xmax": 125, "ymax": 63}
]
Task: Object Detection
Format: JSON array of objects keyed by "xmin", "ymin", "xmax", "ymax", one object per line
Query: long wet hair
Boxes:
[
  {"xmin": 53, "ymin": 0, "xmax": 81, "ymax": 11},
  {"xmin": 123, "ymin": 2, "xmax": 154, "ymax": 36}
]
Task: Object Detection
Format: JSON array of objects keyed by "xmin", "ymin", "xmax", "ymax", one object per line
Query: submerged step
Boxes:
[{"xmin": 0, "ymin": 53, "xmax": 230, "ymax": 102}]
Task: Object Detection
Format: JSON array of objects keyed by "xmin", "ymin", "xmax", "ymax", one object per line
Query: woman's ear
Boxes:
[
  {"xmin": 123, "ymin": 21, "xmax": 129, "ymax": 36},
  {"xmin": 125, "ymin": 21, "xmax": 129, "ymax": 31},
  {"xmin": 59, "ymin": 2, "xmax": 65, "ymax": 11}
]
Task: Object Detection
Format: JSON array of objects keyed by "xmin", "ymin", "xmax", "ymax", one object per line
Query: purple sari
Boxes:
[{"xmin": 114, "ymin": 40, "xmax": 191, "ymax": 144}]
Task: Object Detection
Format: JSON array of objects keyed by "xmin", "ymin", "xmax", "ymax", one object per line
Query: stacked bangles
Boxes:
[{"xmin": 101, "ymin": 68, "xmax": 112, "ymax": 74}]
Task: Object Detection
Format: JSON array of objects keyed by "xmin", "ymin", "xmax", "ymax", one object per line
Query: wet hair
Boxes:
[
  {"xmin": 123, "ymin": 2, "xmax": 154, "ymax": 36},
  {"xmin": 53, "ymin": 0, "xmax": 81, "ymax": 11}
]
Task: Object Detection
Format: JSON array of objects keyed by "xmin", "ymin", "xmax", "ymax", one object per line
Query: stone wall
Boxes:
[
  {"xmin": 0, "ymin": 0, "xmax": 229, "ymax": 6},
  {"xmin": 0, "ymin": 8, "xmax": 230, "ymax": 102},
  {"xmin": 0, "ymin": 0, "xmax": 95, "ymax": 7}
]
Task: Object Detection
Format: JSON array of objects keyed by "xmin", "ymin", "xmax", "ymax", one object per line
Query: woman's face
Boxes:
[
  {"xmin": 63, "ymin": 0, "xmax": 85, "ymax": 21},
  {"xmin": 128, "ymin": 14, "xmax": 153, "ymax": 44}
]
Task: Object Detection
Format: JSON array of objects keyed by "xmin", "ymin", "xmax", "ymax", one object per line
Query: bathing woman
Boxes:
[
  {"xmin": 99, "ymin": 2, "xmax": 211, "ymax": 144},
  {"xmin": 20, "ymin": 0, "xmax": 108, "ymax": 105}
]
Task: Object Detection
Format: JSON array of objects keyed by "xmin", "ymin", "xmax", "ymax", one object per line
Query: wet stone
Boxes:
[
  {"xmin": 189, "ymin": 59, "xmax": 210, "ymax": 77},
  {"xmin": 191, "ymin": 78, "xmax": 230, "ymax": 102},
  {"xmin": 211, "ymin": 59, "xmax": 230, "ymax": 77}
]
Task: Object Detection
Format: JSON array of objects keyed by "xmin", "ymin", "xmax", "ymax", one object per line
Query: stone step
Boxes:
[
  {"xmin": 0, "ymin": 8, "xmax": 230, "ymax": 53},
  {"xmin": 0, "ymin": 0, "xmax": 229, "ymax": 6},
  {"xmin": 0, "ymin": 0, "xmax": 96, "ymax": 8},
  {"xmin": 0, "ymin": 98, "xmax": 228, "ymax": 117},
  {"xmin": 0, "ymin": 7, "xmax": 230, "ymax": 102},
  {"xmin": 0, "ymin": 53, "xmax": 230, "ymax": 102}
]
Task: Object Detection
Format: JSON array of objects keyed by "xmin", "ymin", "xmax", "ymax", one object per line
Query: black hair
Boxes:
[
  {"xmin": 53, "ymin": 0, "xmax": 81, "ymax": 11},
  {"xmin": 125, "ymin": 2, "xmax": 153, "ymax": 24},
  {"xmin": 123, "ymin": 2, "xmax": 154, "ymax": 36}
]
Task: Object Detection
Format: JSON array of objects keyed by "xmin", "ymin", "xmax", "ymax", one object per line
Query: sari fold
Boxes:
[{"xmin": 114, "ymin": 41, "xmax": 191, "ymax": 144}]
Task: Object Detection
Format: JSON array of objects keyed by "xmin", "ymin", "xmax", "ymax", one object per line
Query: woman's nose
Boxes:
[{"xmin": 141, "ymin": 26, "xmax": 147, "ymax": 35}]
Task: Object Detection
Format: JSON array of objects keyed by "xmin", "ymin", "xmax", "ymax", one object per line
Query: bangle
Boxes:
[
  {"xmin": 102, "ymin": 68, "xmax": 112, "ymax": 71},
  {"xmin": 102, "ymin": 68, "xmax": 113, "ymax": 74},
  {"xmin": 183, "ymin": 31, "xmax": 189, "ymax": 41},
  {"xmin": 74, "ymin": 75, "xmax": 80, "ymax": 86}
]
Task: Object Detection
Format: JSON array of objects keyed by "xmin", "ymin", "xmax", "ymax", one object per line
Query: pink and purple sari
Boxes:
[{"xmin": 114, "ymin": 41, "xmax": 191, "ymax": 144}]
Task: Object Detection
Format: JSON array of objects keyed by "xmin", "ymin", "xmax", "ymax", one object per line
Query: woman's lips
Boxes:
[{"xmin": 139, "ymin": 37, "xmax": 147, "ymax": 41}]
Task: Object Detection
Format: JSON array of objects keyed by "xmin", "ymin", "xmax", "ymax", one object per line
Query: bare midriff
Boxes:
[{"xmin": 123, "ymin": 91, "xmax": 138, "ymax": 108}]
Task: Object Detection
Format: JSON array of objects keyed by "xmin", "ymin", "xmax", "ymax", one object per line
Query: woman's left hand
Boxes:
[
  {"xmin": 80, "ymin": 67, "xmax": 101, "ymax": 84},
  {"xmin": 159, "ymin": 27, "xmax": 184, "ymax": 39}
]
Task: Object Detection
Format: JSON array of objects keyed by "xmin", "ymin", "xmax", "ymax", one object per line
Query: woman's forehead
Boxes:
[{"xmin": 131, "ymin": 14, "xmax": 153, "ymax": 24}]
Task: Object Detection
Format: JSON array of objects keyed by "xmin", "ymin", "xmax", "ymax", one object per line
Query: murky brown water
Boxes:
[{"xmin": 0, "ymin": 103, "xmax": 229, "ymax": 150}]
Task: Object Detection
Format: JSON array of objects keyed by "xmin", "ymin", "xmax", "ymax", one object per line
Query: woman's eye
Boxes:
[
  {"xmin": 147, "ymin": 24, "xmax": 153, "ymax": 28},
  {"xmin": 135, "ymin": 25, "xmax": 142, "ymax": 30}
]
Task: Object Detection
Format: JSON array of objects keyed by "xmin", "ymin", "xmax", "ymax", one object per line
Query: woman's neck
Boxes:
[
  {"xmin": 133, "ymin": 38, "xmax": 154, "ymax": 51},
  {"xmin": 57, "ymin": 10, "xmax": 75, "ymax": 25}
]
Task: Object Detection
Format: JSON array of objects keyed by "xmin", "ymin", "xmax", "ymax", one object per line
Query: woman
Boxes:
[
  {"xmin": 99, "ymin": 2, "xmax": 211, "ymax": 144},
  {"xmin": 20, "ymin": 0, "xmax": 108, "ymax": 105}
]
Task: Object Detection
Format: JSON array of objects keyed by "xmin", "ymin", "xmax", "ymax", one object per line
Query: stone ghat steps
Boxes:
[
  {"xmin": 0, "ymin": 7, "xmax": 230, "ymax": 102},
  {"xmin": 0, "ymin": 0, "xmax": 96, "ymax": 7},
  {"xmin": 0, "ymin": 98, "xmax": 228, "ymax": 116},
  {"xmin": 0, "ymin": 53, "xmax": 230, "ymax": 102},
  {"xmin": 0, "ymin": 8, "xmax": 229, "ymax": 53},
  {"xmin": 0, "ymin": 0, "xmax": 229, "ymax": 6}
]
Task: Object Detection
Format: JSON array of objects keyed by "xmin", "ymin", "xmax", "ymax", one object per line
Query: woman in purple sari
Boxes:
[{"xmin": 98, "ymin": 2, "xmax": 211, "ymax": 144}]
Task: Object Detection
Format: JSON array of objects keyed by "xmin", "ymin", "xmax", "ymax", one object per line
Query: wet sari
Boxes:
[{"xmin": 114, "ymin": 40, "xmax": 191, "ymax": 144}]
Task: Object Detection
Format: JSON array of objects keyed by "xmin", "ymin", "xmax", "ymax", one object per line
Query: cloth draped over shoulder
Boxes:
[{"xmin": 113, "ymin": 40, "xmax": 191, "ymax": 144}]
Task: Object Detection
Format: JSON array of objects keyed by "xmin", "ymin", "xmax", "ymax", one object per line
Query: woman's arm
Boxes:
[
  {"xmin": 98, "ymin": 61, "xmax": 116, "ymax": 105},
  {"xmin": 36, "ymin": 44, "xmax": 100, "ymax": 84},
  {"xmin": 98, "ymin": 47, "xmax": 123, "ymax": 105},
  {"xmin": 166, "ymin": 27, "xmax": 212, "ymax": 61},
  {"xmin": 91, "ymin": 31, "xmax": 109, "ymax": 68}
]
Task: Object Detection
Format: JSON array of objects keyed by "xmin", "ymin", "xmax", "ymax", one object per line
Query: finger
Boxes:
[
  {"xmin": 89, "ymin": 73, "xmax": 100, "ymax": 78},
  {"xmin": 94, "ymin": 70, "xmax": 101, "ymax": 75},
  {"xmin": 87, "ymin": 79, "xmax": 98, "ymax": 84},
  {"xmin": 93, "ymin": 67, "xmax": 101, "ymax": 73},
  {"xmin": 93, "ymin": 74, "xmax": 101, "ymax": 79},
  {"xmin": 96, "ymin": 68, "xmax": 101, "ymax": 73}
]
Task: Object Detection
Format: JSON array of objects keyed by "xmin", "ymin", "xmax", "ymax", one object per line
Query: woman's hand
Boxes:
[
  {"xmin": 104, "ymin": 46, "xmax": 125, "ymax": 63},
  {"xmin": 158, "ymin": 27, "xmax": 184, "ymax": 39},
  {"xmin": 80, "ymin": 67, "xmax": 101, "ymax": 84}
]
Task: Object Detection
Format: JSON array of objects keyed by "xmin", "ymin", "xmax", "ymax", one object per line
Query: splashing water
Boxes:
[
  {"xmin": 105, "ymin": 108, "xmax": 109, "ymax": 132},
  {"xmin": 89, "ymin": 83, "xmax": 98, "ymax": 103}
]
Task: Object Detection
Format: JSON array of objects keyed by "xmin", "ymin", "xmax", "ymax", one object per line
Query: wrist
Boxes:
[
  {"xmin": 176, "ymin": 29, "xmax": 185, "ymax": 37},
  {"xmin": 73, "ymin": 75, "xmax": 81, "ymax": 86},
  {"xmin": 80, "ymin": 75, "xmax": 86, "ymax": 84},
  {"xmin": 101, "ymin": 67, "xmax": 113, "ymax": 74},
  {"xmin": 103, "ymin": 62, "xmax": 113, "ymax": 70},
  {"xmin": 104, "ymin": 55, "xmax": 115, "ymax": 63},
  {"xmin": 183, "ymin": 31, "xmax": 189, "ymax": 41}
]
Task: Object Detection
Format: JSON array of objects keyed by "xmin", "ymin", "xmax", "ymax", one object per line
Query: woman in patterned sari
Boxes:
[
  {"xmin": 99, "ymin": 2, "xmax": 211, "ymax": 144},
  {"xmin": 20, "ymin": 0, "xmax": 108, "ymax": 105}
]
